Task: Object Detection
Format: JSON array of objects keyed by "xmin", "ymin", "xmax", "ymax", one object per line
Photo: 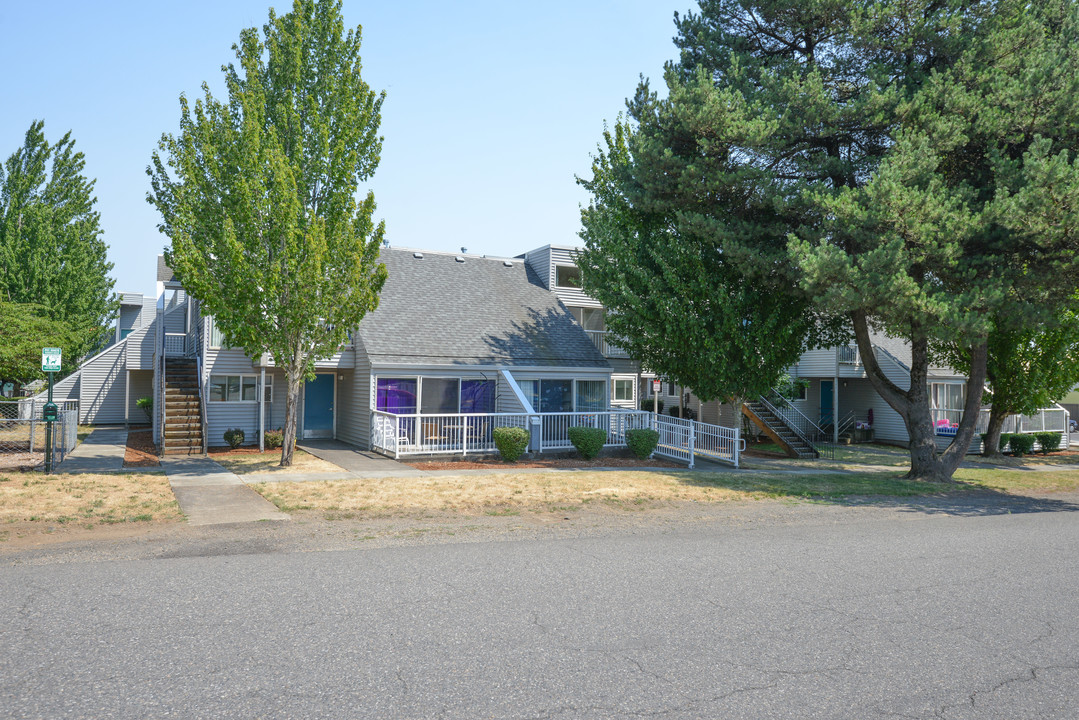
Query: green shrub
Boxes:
[
  {"xmin": 223, "ymin": 428, "xmax": 245, "ymax": 449},
  {"xmin": 567, "ymin": 426, "xmax": 607, "ymax": 460},
  {"xmin": 135, "ymin": 396, "xmax": 153, "ymax": 421},
  {"xmin": 1033, "ymin": 432, "xmax": 1062, "ymax": 453},
  {"xmin": 668, "ymin": 406, "xmax": 697, "ymax": 421},
  {"xmin": 625, "ymin": 428, "xmax": 659, "ymax": 459},
  {"xmin": 264, "ymin": 428, "xmax": 283, "ymax": 449},
  {"xmin": 998, "ymin": 433, "xmax": 1013, "ymax": 453},
  {"xmin": 1008, "ymin": 433, "xmax": 1036, "ymax": 457},
  {"xmin": 640, "ymin": 398, "xmax": 664, "ymax": 413},
  {"xmin": 493, "ymin": 426, "xmax": 530, "ymax": 462}
]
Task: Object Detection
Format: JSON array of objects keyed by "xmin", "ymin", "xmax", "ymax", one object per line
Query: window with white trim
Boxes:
[
  {"xmin": 613, "ymin": 378, "xmax": 634, "ymax": 401},
  {"xmin": 209, "ymin": 374, "xmax": 272, "ymax": 402}
]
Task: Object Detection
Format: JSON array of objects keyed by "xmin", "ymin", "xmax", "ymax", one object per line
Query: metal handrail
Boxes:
[
  {"xmin": 757, "ymin": 393, "xmax": 818, "ymax": 454},
  {"xmin": 195, "ymin": 355, "xmax": 209, "ymax": 457}
]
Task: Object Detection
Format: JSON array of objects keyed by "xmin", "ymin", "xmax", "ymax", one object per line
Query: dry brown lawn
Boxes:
[
  {"xmin": 0, "ymin": 471, "xmax": 182, "ymax": 536},
  {"xmin": 252, "ymin": 463, "xmax": 1079, "ymax": 520},
  {"xmin": 211, "ymin": 448, "xmax": 343, "ymax": 475}
]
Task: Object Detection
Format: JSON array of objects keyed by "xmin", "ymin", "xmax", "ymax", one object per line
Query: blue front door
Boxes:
[
  {"xmin": 303, "ymin": 374, "xmax": 335, "ymax": 438},
  {"xmin": 820, "ymin": 380, "xmax": 834, "ymax": 427}
]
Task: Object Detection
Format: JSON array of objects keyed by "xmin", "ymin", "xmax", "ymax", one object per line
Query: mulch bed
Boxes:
[
  {"xmin": 208, "ymin": 446, "xmax": 266, "ymax": 456},
  {"xmin": 124, "ymin": 430, "xmax": 160, "ymax": 468},
  {"xmin": 405, "ymin": 456, "xmax": 682, "ymax": 470}
]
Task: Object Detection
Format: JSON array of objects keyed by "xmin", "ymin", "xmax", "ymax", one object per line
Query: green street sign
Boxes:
[{"xmin": 41, "ymin": 347, "xmax": 62, "ymax": 372}]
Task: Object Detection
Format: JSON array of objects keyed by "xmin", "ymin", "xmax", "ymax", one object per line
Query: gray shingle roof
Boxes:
[
  {"xmin": 356, "ymin": 248, "xmax": 610, "ymax": 369},
  {"xmin": 157, "ymin": 255, "xmax": 175, "ymax": 282}
]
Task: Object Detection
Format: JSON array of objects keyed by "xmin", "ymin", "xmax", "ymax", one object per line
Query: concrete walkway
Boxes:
[
  {"xmin": 58, "ymin": 427, "xmax": 128, "ymax": 474},
  {"xmin": 162, "ymin": 456, "xmax": 289, "ymax": 526},
  {"xmin": 298, "ymin": 438, "xmax": 426, "ymax": 477}
]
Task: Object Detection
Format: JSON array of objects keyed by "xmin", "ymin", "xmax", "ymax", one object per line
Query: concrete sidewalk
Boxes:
[
  {"xmin": 58, "ymin": 427, "xmax": 127, "ymax": 474},
  {"xmin": 162, "ymin": 456, "xmax": 289, "ymax": 526}
]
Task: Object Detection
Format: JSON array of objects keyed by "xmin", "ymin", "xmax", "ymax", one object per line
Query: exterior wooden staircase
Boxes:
[
  {"xmin": 162, "ymin": 358, "xmax": 204, "ymax": 456},
  {"xmin": 742, "ymin": 399, "xmax": 819, "ymax": 459}
]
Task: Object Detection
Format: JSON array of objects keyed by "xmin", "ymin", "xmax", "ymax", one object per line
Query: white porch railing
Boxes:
[
  {"xmin": 372, "ymin": 410, "xmax": 531, "ymax": 458},
  {"xmin": 164, "ymin": 333, "xmax": 187, "ymax": 356},
  {"xmin": 584, "ymin": 330, "xmax": 631, "ymax": 359},
  {"xmin": 537, "ymin": 411, "xmax": 651, "ymax": 452},
  {"xmin": 370, "ymin": 409, "xmax": 744, "ymax": 466},
  {"xmin": 931, "ymin": 407, "xmax": 1069, "ymax": 437}
]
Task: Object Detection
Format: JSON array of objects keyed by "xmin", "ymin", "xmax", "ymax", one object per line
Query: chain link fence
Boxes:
[{"xmin": 0, "ymin": 400, "xmax": 79, "ymax": 471}]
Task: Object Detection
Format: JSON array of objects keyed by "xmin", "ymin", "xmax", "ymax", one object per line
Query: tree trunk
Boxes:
[
  {"xmin": 850, "ymin": 311, "xmax": 988, "ymax": 483},
  {"xmin": 981, "ymin": 406, "xmax": 1009, "ymax": 457},
  {"xmin": 280, "ymin": 346, "xmax": 306, "ymax": 467}
]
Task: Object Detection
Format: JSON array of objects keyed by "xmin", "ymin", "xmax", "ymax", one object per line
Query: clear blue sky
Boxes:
[{"xmin": 2, "ymin": 0, "xmax": 690, "ymax": 298}]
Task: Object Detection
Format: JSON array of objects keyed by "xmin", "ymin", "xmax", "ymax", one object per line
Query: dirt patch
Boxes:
[
  {"xmin": 124, "ymin": 430, "xmax": 160, "ymax": 468},
  {"xmin": 405, "ymin": 456, "xmax": 682, "ymax": 470},
  {"xmin": 208, "ymin": 446, "xmax": 343, "ymax": 474}
]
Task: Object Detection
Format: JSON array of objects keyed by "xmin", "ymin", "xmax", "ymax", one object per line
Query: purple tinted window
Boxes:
[
  {"xmin": 461, "ymin": 380, "xmax": 495, "ymax": 413},
  {"xmin": 376, "ymin": 378, "xmax": 417, "ymax": 414}
]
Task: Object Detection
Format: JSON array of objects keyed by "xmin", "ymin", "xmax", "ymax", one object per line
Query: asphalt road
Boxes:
[{"xmin": 2, "ymin": 500, "xmax": 1078, "ymax": 719}]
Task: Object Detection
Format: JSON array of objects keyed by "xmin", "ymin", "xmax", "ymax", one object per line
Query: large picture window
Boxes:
[
  {"xmin": 931, "ymin": 383, "xmax": 966, "ymax": 410},
  {"xmin": 376, "ymin": 377, "xmax": 497, "ymax": 415}
]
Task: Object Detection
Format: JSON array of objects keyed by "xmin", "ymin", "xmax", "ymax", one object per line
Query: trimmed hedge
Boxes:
[
  {"xmin": 640, "ymin": 398, "xmax": 664, "ymax": 413},
  {"xmin": 223, "ymin": 428, "xmax": 245, "ymax": 449},
  {"xmin": 264, "ymin": 428, "xmax": 284, "ymax": 449},
  {"xmin": 568, "ymin": 426, "xmax": 607, "ymax": 460},
  {"xmin": 625, "ymin": 428, "xmax": 659, "ymax": 459},
  {"xmin": 493, "ymin": 426, "xmax": 530, "ymax": 462},
  {"xmin": 1008, "ymin": 433, "xmax": 1036, "ymax": 457},
  {"xmin": 668, "ymin": 406, "xmax": 697, "ymax": 421},
  {"xmin": 1033, "ymin": 431, "xmax": 1062, "ymax": 454},
  {"xmin": 998, "ymin": 433, "xmax": 1013, "ymax": 453}
]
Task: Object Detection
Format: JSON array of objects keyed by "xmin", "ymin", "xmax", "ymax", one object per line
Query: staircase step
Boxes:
[
  {"xmin": 163, "ymin": 446, "xmax": 203, "ymax": 456},
  {"xmin": 164, "ymin": 438, "xmax": 202, "ymax": 447}
]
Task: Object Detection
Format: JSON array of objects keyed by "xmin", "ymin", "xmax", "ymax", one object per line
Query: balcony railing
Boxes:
[
  {"xmin": 585, "ymin": 330, "xmax": 631, "ymax": 359},
  {"xmin": 838, "ymin": 345, "xmax": 860, "ymax": 364},
  {"xmin": 164, "ymin": 333, "xmax": 187, "ymax": 356}
]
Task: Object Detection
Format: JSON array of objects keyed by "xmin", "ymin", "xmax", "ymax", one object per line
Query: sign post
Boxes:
[
  {"xmin": 41, "ymin": 348, "xmax": 61, "ymax": 474},
  {"xmin": 652, "ymin": 379, "xmax": 661, "ymax": 427}
]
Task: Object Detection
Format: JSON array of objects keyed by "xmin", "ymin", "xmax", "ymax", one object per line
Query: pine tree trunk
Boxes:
[{"xmin": 981, "ymin": 408, "xmax": 1008, "ymax": 457}]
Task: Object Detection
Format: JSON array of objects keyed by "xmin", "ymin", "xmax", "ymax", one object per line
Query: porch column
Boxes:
[
  {"xmin": 259, "ymin": 367, "xmax": 266, "ymax": 453},
  {"xmin": 124, "ymin": 370, "xmax": 130, "ymax": 427}
]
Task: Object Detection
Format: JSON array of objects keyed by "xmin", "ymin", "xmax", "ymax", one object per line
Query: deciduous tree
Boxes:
[
  {"xmin": 0, "ymin": 121, "xmax": 116, "ymax": 362},
  {"xmin": 148, "ymin": 0, "xmax": 388, "ymax": 465},
  {"xmin": 0, "ymin": 302, "xmax": 77, "ymax": 387}
]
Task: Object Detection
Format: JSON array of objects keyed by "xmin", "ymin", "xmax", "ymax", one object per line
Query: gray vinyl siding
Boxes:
[
  {"xmin": 204, "ymin": 365, "xmax": 287, "ymax": 447},
  {"xmin": 46, "ymin": 373, "xmax": 81, "ymax": 409},
  {"xmin": 125, "ymin": 323, "xmax": 157, "ymax": 370},
  {"xmin": 127, "ymin": 370, "xmax": 153, "ymax": 422},
  {"xmin": 336, "ymin": 346, "xmax": 370, "ymax": 449},
  {"xmin": 549, "ymin": 247, "xmax": 602, "ymax": 309},
  {"xmin": 78, "ymin": 343, "xmax": 126, "ymax": 424},
  {"xmin": 523, "ymin": 246, "xmax": 552, "ymax": 289},
  {"xmin": 163, "ymin": 303, "xmax": 186, "ymax": 333}
]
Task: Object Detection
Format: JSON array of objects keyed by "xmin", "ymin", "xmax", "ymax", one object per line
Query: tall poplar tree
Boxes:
[
  {"xmin": 0, "ymin": 121, "xmax": 117, "ymax": 362},
  {"xmin": 148, "ymin": 0, "xmax": 388, "ymax": 466},
  {"xmin": 581, "ymin": 0, "xmax": 1079, "ymax": 481}
]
